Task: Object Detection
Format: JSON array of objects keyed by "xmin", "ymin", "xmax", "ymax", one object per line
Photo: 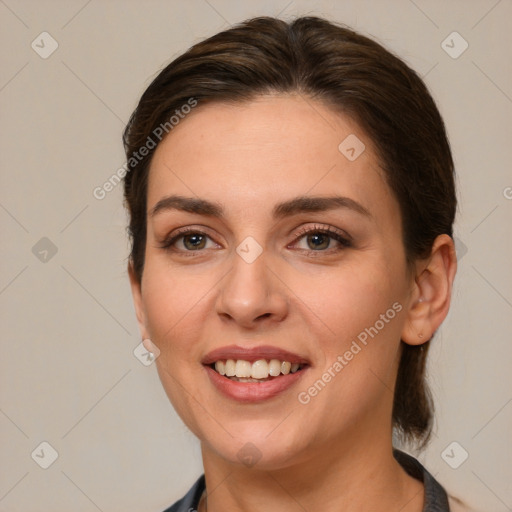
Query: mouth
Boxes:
[
  {"xmin": 209, "ymin": 359, "xmax": 306, "ymax": 382},
  {"xmin": 202, "ymin": 345, "xmax": 310, "ymax": 402}
]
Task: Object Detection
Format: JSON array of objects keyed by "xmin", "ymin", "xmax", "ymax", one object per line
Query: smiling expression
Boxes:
[{"xmin": 130, "ymin": 94, "xmax": 417, "ymax": 469}]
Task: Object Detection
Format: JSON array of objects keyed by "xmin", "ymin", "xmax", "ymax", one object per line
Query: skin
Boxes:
[{"xmin": 129, "ymin": 94, "xmax": 457, "ymax": 512}]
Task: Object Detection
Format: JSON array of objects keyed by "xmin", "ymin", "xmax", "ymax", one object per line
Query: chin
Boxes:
[{"xmin": 205, "ymin": 432, "xmax": 308, "ymax": 471}]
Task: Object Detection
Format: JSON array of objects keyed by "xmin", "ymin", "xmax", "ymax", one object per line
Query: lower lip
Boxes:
[{"xmin": 204, "ymin": 366, "xmax": 307, "ymax": 403}]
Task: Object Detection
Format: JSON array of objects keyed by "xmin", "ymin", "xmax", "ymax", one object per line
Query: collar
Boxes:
[{"xmin": 163, "ymin": 449, "xmax": 450, "ymax": 512}]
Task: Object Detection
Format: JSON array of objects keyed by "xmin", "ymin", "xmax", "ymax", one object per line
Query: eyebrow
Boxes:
[{"xmin": 150, "ymin": 194, "xmax": 371, "ymax": 219}]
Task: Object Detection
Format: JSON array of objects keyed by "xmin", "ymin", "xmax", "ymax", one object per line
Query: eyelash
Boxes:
[
  {"xmin": 159, "ymin": 224, "xmax": 351, "ymax": 256},
  {"xmin": 290, "ymin": 224, "xmax": 351, "ymax": 253}
]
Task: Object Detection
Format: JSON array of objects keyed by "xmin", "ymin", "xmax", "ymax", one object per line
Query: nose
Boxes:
[{"xmin": 215, "ymin": 249, "xmax": 289, "ymax": 329}]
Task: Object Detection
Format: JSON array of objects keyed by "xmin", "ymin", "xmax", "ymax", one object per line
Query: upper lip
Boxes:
[{"xmin": 202, "ymin": 345, "xmax": 310, "ymax": 365}]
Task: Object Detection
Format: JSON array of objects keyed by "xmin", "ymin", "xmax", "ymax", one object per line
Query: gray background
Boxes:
[{"xmin": 1, "ymin": 1, "xmax": 511, "ymax": 511}]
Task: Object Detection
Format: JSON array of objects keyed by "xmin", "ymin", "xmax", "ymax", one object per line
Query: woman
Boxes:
[{"xmin": 123, "ymin": 16, "xmax": 465, "ymax": 512}]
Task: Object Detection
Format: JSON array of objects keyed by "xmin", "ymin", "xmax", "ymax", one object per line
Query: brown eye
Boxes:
[
  {"xmin": 306, "ymin": 233, "xmax": 330, "ymax": 250},
  {"xmin": 182, "ymin": 233, "xmax": 207, "ymax": 250},
  {"xmin": 159, "ymin": 228, "xmax": 220, "ymax": 253},
  {"xmin": 292, "ymin": 227, "xmax": 351, "ymax": 253}
]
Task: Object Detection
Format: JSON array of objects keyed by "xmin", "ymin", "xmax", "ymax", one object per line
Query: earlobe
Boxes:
[
  {"xmin": 128, "ymin": 262, "xmax": 149, "ymax": 339},
  {"xmin": 401, "ymin": 234, "xmax": 457, "ymax": 346}
]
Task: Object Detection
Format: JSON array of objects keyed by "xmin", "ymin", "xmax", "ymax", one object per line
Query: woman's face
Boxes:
[{"xmin": 131, "ymin": 94, "xmax": 417, "ymax": 469}]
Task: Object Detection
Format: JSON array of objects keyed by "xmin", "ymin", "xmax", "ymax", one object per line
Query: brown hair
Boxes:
[{"xmin": 123, "ymin": 16, "xmax": 456, "ymax": 447}]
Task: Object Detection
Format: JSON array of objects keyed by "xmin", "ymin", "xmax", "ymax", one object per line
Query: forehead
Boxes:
[{"xmin": 147, "ymin": 94, "xmax": 398, "ymax": 224}]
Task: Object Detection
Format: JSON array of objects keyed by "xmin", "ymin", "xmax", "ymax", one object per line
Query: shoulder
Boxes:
[
  {"xmin": 394, "ymin": 449, "xmax": 451, "ymax": 510},
  {"xmin": 161, "ymin": 475, "xmax": 205, "ymax": 512},
  {"xmin": 394, "ymin": 450, "xmax": 478, "ymax": 512}
]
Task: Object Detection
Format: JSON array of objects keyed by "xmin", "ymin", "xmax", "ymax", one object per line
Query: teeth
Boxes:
[
  {"xmin": 225, "ymin": 359, "xmax": 236, "ymax": 377},
  {"xmin": 269, "ymin": 359, "xmax": 282, "ymax": 377},
  {"xmin": 235, "ymin": 360, "xmax": 252, "ymax": 378},
  {"xmin": 251, "ymin": 359, "xmax": 269, "ymax": 379},
  {"xmin": 212, "ymin": 359, "xmax": 304, "ymax": 379},
  {"xmin": 215, "ymin": 360, "xmax": 226, "ymax": 375}
]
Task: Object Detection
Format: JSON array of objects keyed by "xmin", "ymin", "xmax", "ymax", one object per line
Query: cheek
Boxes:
[
  {"xmin": 142, "ymin": 263, "xmax": 205, "ymax": 374},
  {"xmin": 141, "ymin": 264, "xmax": 211, "ymax": 432},
  {"xmin": 291, "ymin": 258, "xmax": 405, "ymax": 337},
  {"xmin": 291, "ymin": 257, "xmax": 407, "ymax": 409},
  {"xmin": 294, "ymin": 266, "xmax": 405, "ymax": 428},
  {"xmin": 140, "ymin": 259, "xmax": 207, "ymax": 354}
]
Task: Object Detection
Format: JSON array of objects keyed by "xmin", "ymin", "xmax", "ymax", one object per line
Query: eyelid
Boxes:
[
  {"xmin": 287, "ymin": 224, "xmax": 352, "ymax": 255},
  {"xmin": 158, "ymin": 225, "xmax": 221, "ymax": 250},
  {"xmin": 159, "ymin": 223, "xmax": 352, "ymax": 253},
  {"xmin": 290, "ymin": 223, "xmax": 352, "ymax": 243}
]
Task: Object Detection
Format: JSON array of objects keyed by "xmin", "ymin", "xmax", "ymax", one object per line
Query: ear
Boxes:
[
  {"xmin": 128, "ymin": 261, "xmax": 150, "ymax": 340},
  {"xmin": 401, "ymin": 234, "xmax": 457, "ymax": 345}
]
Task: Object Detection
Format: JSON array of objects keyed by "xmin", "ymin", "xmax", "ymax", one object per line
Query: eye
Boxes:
[
  {"xmin": 291, "ymin": 225, "xmax": 351, "ymax": 252},
  {"xmin": 159, "ymin": 228, "xmax": 219, "ymax": 252},
  {"xmin": 179, "ymin": 232, "xmax": 208, "ymax": 250}
]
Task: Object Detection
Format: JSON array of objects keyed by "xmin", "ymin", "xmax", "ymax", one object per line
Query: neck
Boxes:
[{"xmin": 200, "ymin": 435, "xmax": 424, "ymax": 512}]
